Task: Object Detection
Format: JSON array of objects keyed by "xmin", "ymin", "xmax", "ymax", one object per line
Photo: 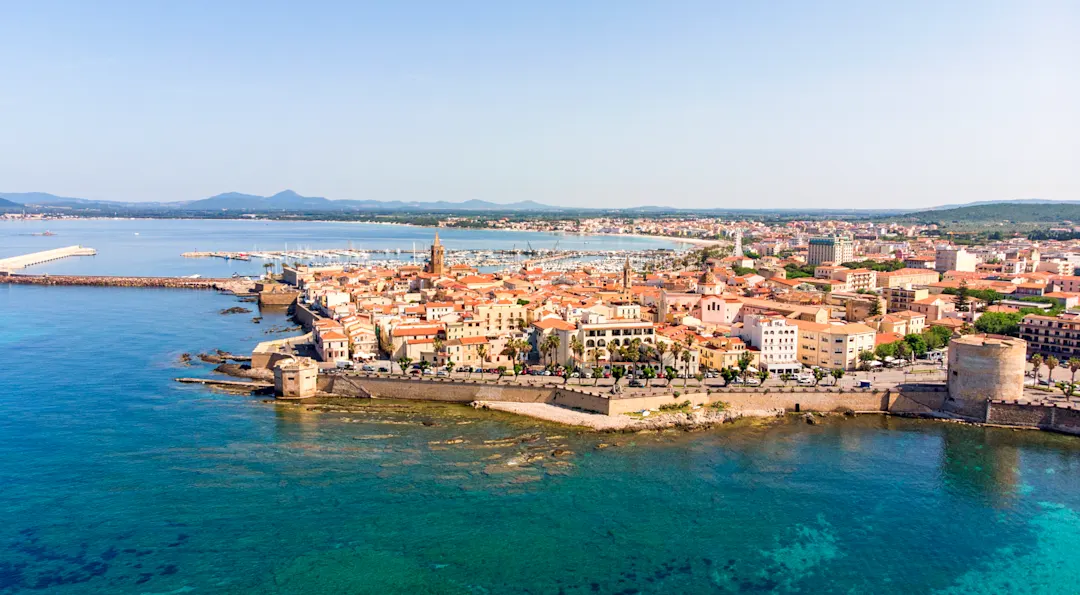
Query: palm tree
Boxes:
[
  {"xmin": 545, "ymin": 334, "xmax": 561, "ymax": 369},
  {"xmin": 680, "ymin": 350, "xmax": 692, "ymax": 387},
  {"xmin": 1030, "ymin": 353, "xmax": 1044, "ymax": 386},
  {"xmin": 1046, "ymin": 355, "xmax": 1059, "ymax": 384},
  {"xmin": 1069, "ymin": 357, "xmax": 1080, "ymax": 384},
  {"xmin": 569, "ymin": 336, "xmax": 584, "ymax": 377},
  {"xmin": 671, "ymin": 343, "xmax": 684, "ymax": 384},
  {"xmin": 655, "ymin": 341, "xmax": 668, "ymax": 371},
  {"xmin": 516, "ymin": 338, "xmax": 533, "ymax": 375},
  {"xmin": 501, "ymin": 341, "xmax": 520, "ymax": 379},
  {"xmin": 593, "ymin": 347, "xmax": 607, "ymax": 384},
  {"xmin": 476, "ymin": 345, "xmax": 488, "ymax": 380}
]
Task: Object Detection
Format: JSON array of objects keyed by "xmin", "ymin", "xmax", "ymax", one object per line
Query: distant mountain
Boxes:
[{"xmin": 0, "ymin": 197, "xmax": 20, "ymax": 208}]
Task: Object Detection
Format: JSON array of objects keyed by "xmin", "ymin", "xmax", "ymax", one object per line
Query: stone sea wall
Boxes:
[
  {"xmin": 986, "ymin": 401, "xmax": 1080, "ymax": 436},
  {"xmin": 320, "ymin": 374, "xmax": 948, "ymax": 417}
]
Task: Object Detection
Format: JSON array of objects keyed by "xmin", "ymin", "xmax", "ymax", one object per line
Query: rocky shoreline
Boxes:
[{"xmin": 472, "ymin": 401, "xmax": 784, "ymax": 431}]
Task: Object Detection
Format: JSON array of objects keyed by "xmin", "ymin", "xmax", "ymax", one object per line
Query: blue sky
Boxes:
[{"xmin": 1, "ymin": 1, "xmax": 1077, "ymax": 208}]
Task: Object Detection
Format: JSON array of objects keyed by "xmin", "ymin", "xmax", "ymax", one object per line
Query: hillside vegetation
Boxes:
[{"xmin": 907, "ymin": 202, "xmax": 1080, "ymax": 224}]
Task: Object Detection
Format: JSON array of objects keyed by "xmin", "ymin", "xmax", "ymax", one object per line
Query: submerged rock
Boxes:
[{"xmin": 219, "ymin": 306, "xmax": 251, "ymax": 315}]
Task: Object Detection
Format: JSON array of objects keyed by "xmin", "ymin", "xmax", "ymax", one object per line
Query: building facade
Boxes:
[{"xmin": 807, "ymin": 235, "xmax": 855, "ymax": 266}]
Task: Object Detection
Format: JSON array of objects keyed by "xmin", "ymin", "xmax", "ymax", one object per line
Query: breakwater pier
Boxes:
[
  {"xmin": 0, "ymin": 273, "xmax": 254, "ymax": 293},
  {"xmin": 0, "ymin": 245, "xmax": 96, "ymax": 273}
]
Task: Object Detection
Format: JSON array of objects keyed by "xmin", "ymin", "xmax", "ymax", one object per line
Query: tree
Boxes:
[
  {"xmin": 642, "ymin": 365, "xmax": 657, "ymax": 387},
  {"xmin": 955, "ymin": 279, "xmax": 971, "ymax": 313},
  {"xmin": 569, "ymin": 336, "xmax": 584, "ymax": 372},
  {"xmin": 654, "ymin": 341, "xmax": 669, "ymax": 369},
  {"xmin": 1046, "ymin": 355, "xmax": 1059, "ymax": 384},
  {"xmin": 868, "ymin": 298, "xmax": 881, "ymax": 317},
  {"xmin": 433, "ymin": 338, "xmax": 444, "ymax": 353},
  {"xmin": 417, "ymin": 360, "xmax": 431, "ymax": 377},
  {"xmin": 904, "ymin": 334, "xmax": 928, "ymax": 359},
  {"xmin": 592, "ymin": 367, "xmax": 603, "ymax": 385},
  {"xmin": 721, "ymin": 367, "xmax": 737, "ymax": 386},
  {"xmin": 812, "ymin": 368, "xmax": 826, "ymax": 386},
  {"xmin": 973, "ymin": 311, "xmax": 1022, "ymax": 337},
  {"xmin": 396, "ymin": 356, "xmax": 412, "ymax": 376},
  {"xmin": 1030, "ymin": 353, "xmax": 1044, "ymax": 385},
  {"xmin": 1069, "ymin": 357, "xmax": 1080, "ymax": 384},
  {"xmin": 445, "ymin": 360, "xmax": 455, "ymax": 376},
  {"xmin": 896, "ymin": 342, "xmax": 912, "ymax": 365},
  {"xmin": 831, "ymin": 368, "xmax": 845, "ymax": 386},
  {"xmin": 680, "ymin": 350, "xmax": 693, "ymax": 387},
  {"xmin": 757, "ymin": 369, "xmax": 770, "ymax": 384},
  {"xmin": 671, "ymin": 343, "xmax": 684, "ymax": 380},
  {"xmin": 611, "ymin": 365, "xmax": 625, "ymax": 384},
  {"xmin": 780, "ymin": 372, "xmax": 792, "ymax": 385},
  {"xmin": 501, "ymin": 341, "xmax": 520, "ymax": 378},
  {"xmin": 736, "ymin": 351, "xmax": 752, "ymax": 384},
  {"xmin": 875, "ymin": 342, "xmax": 898, "ymax": 359},
  {"xmin": 476, "ymin": 345, "xmax": 489, "ymax": 380}
]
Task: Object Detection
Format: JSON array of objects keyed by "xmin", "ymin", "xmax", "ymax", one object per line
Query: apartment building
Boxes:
[
  {"xmin": 790, "ymin": 320, "xmax": 876, "ymax": 370},
  {"xmin": 883, "ymin": 285, "xmax": 930, "ymax": 313},
  {"xmin": 807, "ymin": 235, "xmax": 855, "ymax": 266},
  {"xmin": 935, "ymin": 247, "xmax": 978, "ymax": 273},
  {"xmin": 735, "ymin": 314, "xmax": 801, "ymax": 374},
  {"xmin": 474, "ymin": 301, "xmax": 527, "ymax": 335},
  {"xmin": 877, "ymin": 268, "xmax": 940, "ymax": 289},
  {"xmin": 555, "ymin": 313, "xmax": 656, "ymax": 366},
  {"xmin": 698, "ymin": 337, "xmax": 757, "ymax": 371},
  {"xmin": 1020, "ymin": 313, "xmax": 1080, "ymax": 357}
]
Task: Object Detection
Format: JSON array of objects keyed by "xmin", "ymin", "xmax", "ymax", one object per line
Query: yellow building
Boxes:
[
  {"xmin": 474, "ymin": 301, "xmax": 527, "ymax": 335},
  {"xmin": 698, "ymin": 337, "xmax": 758, "ymax": 371},
  {"xmin": 790, "ymin": 320, "xmax": 877, "ymax": 370}
]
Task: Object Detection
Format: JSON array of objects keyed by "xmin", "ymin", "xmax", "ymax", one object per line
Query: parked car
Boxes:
[
  {"xmin": 628, "ymin": 379, "xmax": 645, "ymax": 388},
  {"xmin": 378, "ymin": 367, "xmax": 389, "ymax": 373},
  {"xmin": 360, "ymin": 364, "xmax": 375, "ymax": 372},
  {"xmin": 409, "ymin": 369, "xmax": 421, "ymax": 375},
  {"xmin": 423, "ymin": 368, "xmax": 435, "ymax": 376},
  {"xmin": 436, "ymin": 370, "xmax": 449, "ymax": 377}
]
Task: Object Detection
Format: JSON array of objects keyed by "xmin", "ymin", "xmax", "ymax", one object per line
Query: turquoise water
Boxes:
[
  {"xmin": 4, "ymin": 286, "xmax": 1080, "ymax": 593},
  {"xmin": 0, "ymin": 219, "xmax": 679, "ymax": 277}
]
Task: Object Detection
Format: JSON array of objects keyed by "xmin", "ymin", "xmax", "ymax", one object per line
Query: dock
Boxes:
[
  {"xmin": 181, "ymin": 251, "xmax": 252, "ymax": 261},
  {"xmin": 0, "ymin": 274, "xmax": 255, "ymax": 293},
  {"xmin": 175, "ymin": 377, "xmax": 272, "ymax": 389},
  {"xmin": 0, "ymin": 245, "xmax": 96, "ymax": 273}
]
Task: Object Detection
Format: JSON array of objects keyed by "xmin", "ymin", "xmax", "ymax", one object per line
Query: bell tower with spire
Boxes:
[
  {"xmin": 426, "ymin": 232, "xmax": 445, "ymax": 276},
  {"xmin": 622, "ymin": 256, "xmax": 632, "ymax": 292}
]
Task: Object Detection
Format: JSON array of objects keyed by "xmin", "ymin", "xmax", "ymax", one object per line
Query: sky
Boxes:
[{"xmin": 1, "ymin": 1, "xmax": 1078, "ymax": 209}]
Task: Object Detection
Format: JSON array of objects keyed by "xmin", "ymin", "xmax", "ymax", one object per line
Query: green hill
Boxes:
[{"xmin": 907, "ymin": 202, "xmax": 1080, "ymax": 224}]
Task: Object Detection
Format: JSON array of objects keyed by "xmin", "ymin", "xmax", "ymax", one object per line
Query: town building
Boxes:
[{"xmin": 807, "ymin": 234, "xmax": 855, "ymax": 266}]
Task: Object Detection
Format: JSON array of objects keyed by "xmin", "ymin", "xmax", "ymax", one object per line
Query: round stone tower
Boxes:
[{"xmin": 946, "ymin": 334, "xmax": 1027, "ymax": 420}]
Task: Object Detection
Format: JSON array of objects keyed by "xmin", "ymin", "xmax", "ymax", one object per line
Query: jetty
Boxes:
[
  {"xmin": 175, "ymin": 377, "xmax": 272, "ymax": 389},
  {"xmin": 0, "ymin": 274, "xmax": 255, "ymax": 293},
  {"xmin": 182, "ymin": 251, "xmax": 252, "ymax": 261},
  {"xmin": 0, "ymin": 245, "xmax": 96, "ymax": 273}
]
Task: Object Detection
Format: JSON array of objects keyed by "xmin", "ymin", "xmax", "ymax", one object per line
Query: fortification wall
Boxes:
[
  {"xmin": 986, "ymin": 401, "xmax": 1080, "ymax": 436},
  {"xmin": 326, "ymin": 375, "xmax": 555, "ymax": 403}
]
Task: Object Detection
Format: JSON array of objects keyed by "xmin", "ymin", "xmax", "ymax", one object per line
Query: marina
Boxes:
[{"xmin": 180, "ymin": 246, "xmax": 674, "ymax": 274}]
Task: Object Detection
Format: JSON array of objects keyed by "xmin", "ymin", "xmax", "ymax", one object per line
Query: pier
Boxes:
[
  {"xmin": 0, "ymin": 274, "xmax": 255, "ymax": 293},
  {"xmin": 0, "ymin": 245, "xmax": 96, "ymax": 273}
]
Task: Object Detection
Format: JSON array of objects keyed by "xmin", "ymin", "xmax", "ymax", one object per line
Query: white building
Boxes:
[
  {"xmin": 935, "ymin": 247, "xmax": 977, "ymax": 273},
  {"xmin": 735, "ymin": 314, "xmax": 801, "ymax": 374}
]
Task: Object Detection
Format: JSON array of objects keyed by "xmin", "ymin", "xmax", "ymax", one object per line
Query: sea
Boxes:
[
  {"xmin": 2, "ymin": 219, "xmax": 1080, "ymax": 594},
  {"xmin": 0, "ymin": 219, "xmax": 681, "ymax": 278}
]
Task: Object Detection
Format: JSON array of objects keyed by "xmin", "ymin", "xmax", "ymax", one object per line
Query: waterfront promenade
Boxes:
[{"xmin": 0, "ymin": 245, "xmax": 96, "ymax": 273}]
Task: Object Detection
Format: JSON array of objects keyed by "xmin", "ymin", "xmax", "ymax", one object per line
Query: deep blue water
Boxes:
[
  {"xmin": 0, "ymin": 219, "xmax": 679, "ymax": 277},
  {"xmin": 3, "ymin": 221, "xmax": 1080, "ymax": 593}
]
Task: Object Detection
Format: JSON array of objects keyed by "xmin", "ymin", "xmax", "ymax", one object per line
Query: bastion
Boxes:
[
  {"xmin": 946, "ymin": 334, "xmax": 1027, "ymax": 421},
  {"xmin": 273, "ymin": 357, "xmax": 319, "ymax": 399}
]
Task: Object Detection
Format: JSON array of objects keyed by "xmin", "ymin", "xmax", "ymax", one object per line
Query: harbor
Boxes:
[{"xmin": 181, "ymin": 246, "xmax": 675, "ymax": 273}]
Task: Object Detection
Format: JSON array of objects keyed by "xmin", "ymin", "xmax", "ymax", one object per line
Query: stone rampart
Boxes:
[{"xmin": 986, "ymin": 400, "xmax": 1080, "ymax": 436}]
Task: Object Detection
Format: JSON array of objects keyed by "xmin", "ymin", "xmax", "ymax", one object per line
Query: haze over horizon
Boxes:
[{"xmin": 2, "ymin": 1, "xmax": 1077, "ymax": 209}]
